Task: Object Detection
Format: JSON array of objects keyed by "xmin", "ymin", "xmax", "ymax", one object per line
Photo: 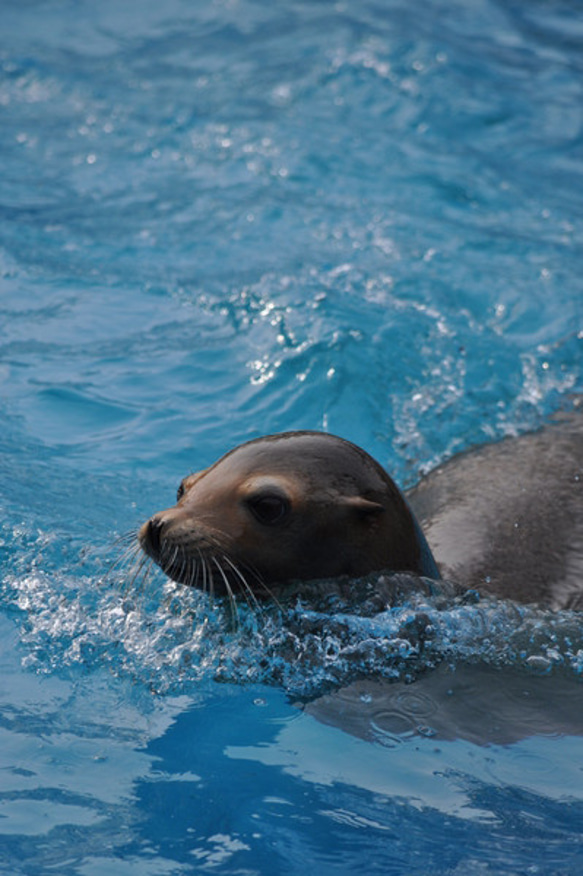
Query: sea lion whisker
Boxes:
[
  {"xmin": 112, "ymin": 530, "xmax": 139, "ymax": 549},
  {"xmin": 137, "ymin": 555, "xmax": 157, "ymax": 596},
  {"xmin": 100, "ymin": 537, "xmax": 141, "ymax": 590},
  {"xmin": 221, "ymin": 555, "xmax": 261, "ymax": 610},
  {"xmin": 201, "ymin": 553, "xmax": 210, "ymax": 600},
  {"xmin": 121, "ymin": 557, "xmax": 137, "ymax": 593},
  {"xmin": 176, "ymin": 544, "xmax": 188, "ymax": 586},
  {"xmin": 230, "ymin": 557, "xmax": 283, "ymax": 613},
  {"xmin": 123, "ymin": 538, "xmax": 142, "ymax": 561},
  {"xmin": 139, "ymin": 557, "xmax": 155, "ymax": 596},
  {"xmin": 184, "ymin": 548, "xmax": 199, "ymax": 592},
  {"xmin": 212, "ymin": 557, "xmax": 239, "ymax": 628},
  {"xmin": 209, "ymin": 559, "xmax": 217, "ymax": 604},
  {"xmin": 166, "ymin": 543, "xmax": 181, "ymax": 580},
  {"xmin": 106, "ymin": 532, "xmax": 139, "ymax": 577},
  {"xmin": 235, "ymin": 559, "xmax": 284, "ymax": 612},
  {"xmin": 123, "ymin": 552, "xmax": 150, "ymax": 596},
  {"xmin": 125, "ymin": 541, "xmax": 144, "ymax": 574},
  {"xmin": 204, "ymin": 554, "xmax": 217, "ymax": 604},
  {"xmin": 181, "ymin": 550, "xmax": 198, "ymax": 587},
  {"xmin": 194, "ymin": 548, "xmax": 206, "ymax": 592},
  {"xmin": 184, "ymin": 550, "xmax": 196, "ymax": 589},
  {"xmin": 251, "ymin": 578, "xmax": 283, "ymax": 612}
]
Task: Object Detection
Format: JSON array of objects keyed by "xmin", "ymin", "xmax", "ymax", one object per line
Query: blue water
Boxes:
[{"xmin": 1, "ymin": 0, "xmax": 583, "ymax": 873}]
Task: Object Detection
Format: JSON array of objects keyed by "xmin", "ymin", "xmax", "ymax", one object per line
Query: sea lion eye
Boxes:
[
  {"xmin": 176, "ymin": 482, "xmax": 185, "ymax": 502},
  {"xmin": 247, "ymin": 493, "xmax": 290, "ymax": 526}
]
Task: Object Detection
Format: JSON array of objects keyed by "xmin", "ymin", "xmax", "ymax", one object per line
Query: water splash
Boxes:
[{"xmin": 3, "ymin": 531, "xmax": 582, "ymax": 700}]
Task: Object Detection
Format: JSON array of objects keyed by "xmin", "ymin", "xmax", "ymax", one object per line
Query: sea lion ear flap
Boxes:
[{"xmin": 342, "ymin": 496, "xmax": 385, "ymax": 517}]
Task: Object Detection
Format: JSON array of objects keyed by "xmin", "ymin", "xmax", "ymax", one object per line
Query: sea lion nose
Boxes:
[
  {"xmin": 148, "ymin": 517, "xmax": 164, "ymax": 554},
  {"xmin": 139, "ymin": 515, "xmax": 165, "ymax": 559}
]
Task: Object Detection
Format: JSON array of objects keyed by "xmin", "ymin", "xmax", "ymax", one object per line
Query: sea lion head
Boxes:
[{"xmin": 138, "ymin": 431, "xmax": 438, "ymax": 598}]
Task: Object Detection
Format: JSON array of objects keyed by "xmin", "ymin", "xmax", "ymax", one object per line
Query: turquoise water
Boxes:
[{"xmin": 1, "ymin": 0, "xmax": 583, "ymax": 873}]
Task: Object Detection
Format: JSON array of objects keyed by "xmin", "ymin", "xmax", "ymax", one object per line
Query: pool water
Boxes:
[{"xmin": 1, "ymin": 0, "xmax": 583, "ymax": 873}]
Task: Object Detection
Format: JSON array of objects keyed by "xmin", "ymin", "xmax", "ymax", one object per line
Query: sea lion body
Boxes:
[
  {"xmin": 139, "ymin": 415, "xmax": 582, "ymax": 608},
  {"xmin": 407, "ymin": 414, "xmax": 583, "ymax": 609}
]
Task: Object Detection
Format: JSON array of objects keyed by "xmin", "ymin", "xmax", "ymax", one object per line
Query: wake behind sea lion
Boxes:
[{"xmin": 138, "ymin": 413, "xmax": 582, "ymax": 609}]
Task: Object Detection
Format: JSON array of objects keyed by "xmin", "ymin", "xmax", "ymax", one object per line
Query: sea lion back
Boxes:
[{"xmin": 406, "ymin": 415, "xmax": 583, "ymax": 608}]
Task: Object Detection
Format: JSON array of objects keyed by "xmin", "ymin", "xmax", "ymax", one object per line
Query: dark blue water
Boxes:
[{"xmin": 1, "ymin": 0, "xmax": 583, "ymax": 873}]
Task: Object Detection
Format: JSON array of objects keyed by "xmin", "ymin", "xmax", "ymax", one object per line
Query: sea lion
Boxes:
[{"xmin": 138, "ymin": 414, "xmax": 582, "ymax": 608}]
